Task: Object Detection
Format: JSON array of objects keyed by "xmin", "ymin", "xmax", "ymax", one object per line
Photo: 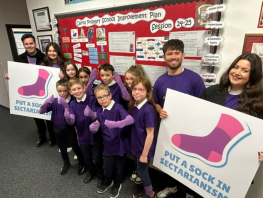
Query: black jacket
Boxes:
[
  {"xmin": 17, "ymin": 48, "xmax": 45, "ymax": 65},
  {"xmin": 201, "ymin": 84, "xmax": 227, "ymax": 106}
]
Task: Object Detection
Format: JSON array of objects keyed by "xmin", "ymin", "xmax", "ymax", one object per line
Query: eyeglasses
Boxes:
[
  {"xmin": 132, "ymin": 88, "xmax": 146, "ymax": 92},
  {"xmin": 96, "ymin": 93, "xmax": 110, "ymax": 100}
]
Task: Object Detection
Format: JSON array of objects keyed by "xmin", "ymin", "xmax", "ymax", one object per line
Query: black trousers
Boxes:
[
  {"xmin": 104, "ymin": 155, "xmax": 125, "ymax": 188},
  {"xmin": 80, "ymin": 141, "xmax": 104, "ymax": 178},
  {"xmin": 53, "ymin": 125, "xmax": 84, "ymax": 165},
  {"xmin": 33, "ymin": 118, "xmax": 55, "ymax": 142}
]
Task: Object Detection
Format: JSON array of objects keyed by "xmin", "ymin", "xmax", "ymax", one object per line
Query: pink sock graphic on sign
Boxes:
[
  {"xmin": 18, "ymin": 69, "xmax": 50, "ymax": 97},
  {"xmin": 171, "ymin": 114, "xmax": 244, "ymax": 163}
]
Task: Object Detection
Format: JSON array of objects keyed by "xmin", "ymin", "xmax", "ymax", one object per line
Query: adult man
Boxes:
[
  {"xmin": 153, "ymin": 39, "xmax": 205, "ymax": 198},
  {"xmin": 5, "ymin": 34, "xmax": 56, "ymax": 147}
]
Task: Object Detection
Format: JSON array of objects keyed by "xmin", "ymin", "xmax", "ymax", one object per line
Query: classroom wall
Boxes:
[
  {"xmin": 23, "ymin": 0, "xmax": 263, "ymax": 197},
  {"xmin": 0, "ymin": 0, "xmax": 30, "ymax": 108}
]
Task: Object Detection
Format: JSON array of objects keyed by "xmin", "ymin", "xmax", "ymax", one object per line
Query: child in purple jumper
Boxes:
[
  {"xmin": 39, "ymin": 79, "xmax": 85, "ymax": 175},
  {"xmin": 129, "ymin": 77, "xmax": 157, "ymax": 198},
  {"xmin": 88, "ymin": 84, "xmax": 134, "ymax": 198},
  {"xmin": 58, "ymin": 78, "xmax": 104, "ymax": 186}
]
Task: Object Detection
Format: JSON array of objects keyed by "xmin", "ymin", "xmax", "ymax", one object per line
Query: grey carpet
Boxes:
[{"xmin": 0, "ymin": 105, "xmax": 184, "ymax": 198}]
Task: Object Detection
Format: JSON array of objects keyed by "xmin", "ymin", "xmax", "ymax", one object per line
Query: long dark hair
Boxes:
[
  {"xmin": 219, "ymin": 53, "xmax": 263, "ymax": 118},
  {"xmin": 42, "ymin": 42, "xmax": 64, "ymax": 70},
  {"xmin": 128, "ymin": 76, "xmax": 156, "ymax": 115}
]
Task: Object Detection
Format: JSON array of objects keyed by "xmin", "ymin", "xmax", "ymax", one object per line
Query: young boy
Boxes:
[
  {"xmin": 58, "ymin": 78, "xmax": 104, "ymax": 185},
  {"xmin": 39, "ymin": 79, "xmax": 85, "ymax": 175},
  {"xmin": 98, "ymin": 63, "xmax": 130, "ymax": 104},
  {"xmin": 88, "ymin": 84, "xmax": 134, "ymax": 198}
]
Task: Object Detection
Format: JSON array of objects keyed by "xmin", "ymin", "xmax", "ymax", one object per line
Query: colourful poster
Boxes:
[
  {"xmin": 8, "ymin": 62, "xmax": 60, "ymax": 120},
  {"xmin": 153, "ymin": 89, "xmax": 263, "ymax": 198}
]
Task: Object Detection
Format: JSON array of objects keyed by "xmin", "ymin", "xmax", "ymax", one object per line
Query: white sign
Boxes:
[
  {"xmin": 206, "ymin": 4, "xmax": 226, "ymax": 14},
  {"xmin": 109, "ymin": 32, "xmax": 135, "ymax": 53},
  {"xmin": 175, "ymin": 17, "xmax": 194, "ymax": 29},
  {"xmin": 169, "ymin": 30, "xmax": 211, "ymax": 57},
  {"xmin": 109, "ymin": 56, "xmax": 135, "ymax": 75},
  {"xmin": 205, "ymin": 36, "xmax": 224, "ymax": 46},
  {"xmin": 203, "ymin": 53, "xmax": 221, "ymax": 63},
  {"xmin": 150, "ymin": 19, "xmax": 174, "ymax": 33},
  {"xmin": 153, "ymin": 89, "xmax": 263, "ymax": 198},
  {"xmin": 76, "ymin": 8, "xmax": 166, "ymax": 27},
  {"xmin": 205, "ymin": 21, "xmax": 225, "ymax": 29},
  {"xmin": 8, "ymin": 62, "xmax": 60, "ymax": 120}
]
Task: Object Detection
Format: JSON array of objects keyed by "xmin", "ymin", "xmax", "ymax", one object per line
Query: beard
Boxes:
[{"xmin": 167, "ymin": 59, "xmax": 182, "ymax": 70}]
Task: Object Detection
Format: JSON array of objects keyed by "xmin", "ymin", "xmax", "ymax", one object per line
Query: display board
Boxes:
[{"xmin": 56, "ymin": 0, "xmax": 223, "ymax": 84}]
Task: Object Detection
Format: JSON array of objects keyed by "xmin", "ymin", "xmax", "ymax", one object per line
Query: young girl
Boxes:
[
  {"xmin": 125, "ymin": 64, "xmax": 145, "ymax": 89},
  {"xmin": 125, "ymin": 65, "xmax": 145, "ymax": 184},
  {"xmin": 129, "ymin": 77, "xmax": 157, "ymax": 198},
  {"xmin": 63, "ymin": 60, "xmax": 78, "ymax": 81},
  {"xmin": 78, "ymin": 67, "xmax": 91, "ymax": 87},
  {"xmin": 41, "ymin": 42, "xmax": 65, "ymax": 78}
]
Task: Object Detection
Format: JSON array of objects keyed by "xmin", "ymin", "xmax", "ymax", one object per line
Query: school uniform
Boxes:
[
  {"xmin": 131, "ymin": 98, "xmax": 157, "ymax": 187},
  {"xmin": 69, "ymin": 94, "xmax": 103, "ymax": 178},
  {"xmin": 96, "ymin": 100, "xmax": 130, "ymax": 188},
  {"xmin": 46, "ymin": 96, "xmax": 84, "ymax": 165}
]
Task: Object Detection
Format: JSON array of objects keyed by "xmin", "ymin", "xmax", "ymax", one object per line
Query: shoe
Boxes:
[
  {"xmin": 49, "ymin": 141, "xmax": 56, "ymax": 147},
  {"xmin": 60, "ymin": 163, "xmax": 70, "ymax": 175},
  {"xmin": 133, "ymin": 191, "xmax": 145, "ymax": 198},
  {"xmin": 67, "ymin": 147, "xmax": 72, "ymax": 152},
  {"xmin": 110, "ymin": 184, "xmax": 122, "ymax": 198},
  {"xmin": 97, "ymin": 177, "xmax": 104, "ymax": 188},
  {"xmin": 74, "ymin": 155, "xmax": 78, "ymax": 160},
  {"xmin": 130, "ymin": 171, "xmax": 137, "ymax": 181},
  {"xmin": 83, "ymin": 173, "xmax": 94, "ymax": 183},
  {"xmin": 97, "ymin": 181, "xmax": 113, "ymax": 194},
  {"xmin": 78, "ymin": 164, "xmax": 86, "ymax": 175},
  {"xmin": 135, "ymin": 176, "xmax": 142, "ymax": 184},
  {"xmin": 133, "ymin": 191, "xmax": 157, "ymax": 198},
  {"xmin": 36, "ymin": 139, "xmax": 47, "ymax": 147},
  {"xmin": 157, "ymin": 187, "xmax": 177, "ymax": 198}
]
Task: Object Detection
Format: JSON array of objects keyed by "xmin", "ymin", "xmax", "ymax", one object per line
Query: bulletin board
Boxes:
[{"xmin": 56, "ymin": 0, "xmax": 222, "ymax": 84}]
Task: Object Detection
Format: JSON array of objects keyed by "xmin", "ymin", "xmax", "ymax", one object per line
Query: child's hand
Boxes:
[
  {"xmin": 85, "ymin": 69, "xmax": 97, "ymax": 95},
  {"xmin": 84, "ymin": 105, "xmax": 97, "ymax": 119},
  {"xmin": 58, "ymin": 97, "xmax": 69, "ymax": 109},
  {"xmin": 46, "ymin": 95, "xmax": 55, "ymax": 104},
  {"xmin": 105, "ymin": 120, "xmax": 118, "ymax": 129},
  {"xmin": 89, "ymin": 121, "xmax": 100, "ymax": 133},
  {"xmin": 258, "ymin": 152, "xmax": 263, "ymax": 163},
  {"xmin": 4, "ymin": 73, "xmax": 9, "ymax": 80},
  {"xmin": 139, "ymin": 154, "xmax": 148, "ymax": 163},
  {"xmin": 113, "ymin": 71, "xmax": 122, "ymax": 84},
  {"xmin": 59, "ymin": 72, "xmax": 64, "ymax": 79}
]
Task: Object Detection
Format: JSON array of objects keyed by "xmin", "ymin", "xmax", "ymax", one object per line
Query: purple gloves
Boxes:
[
  {"xmin": 89, "ymin": 121, "xmax": 100, "ymax": 133},
  {"xmin": 104, "ymin": 115, "xmax": 134, "ymax": 129},
  {"xmin": 85, "ymin": 69, "xmax": 98, "ymax": 95},
  {"xmin": 58, "ymin": 97, "xmax": 75, "ymax": 125},
  {"xmin": 84, "ymin": 105, "xmax": 97, "ymax": 120},
  {"xmin": 39, "ymin": 95, "xmax": 55, "ymax": 114},
  {"xmin": 113, "ymin": 71, "xmax": 130, "ymax": 101}
]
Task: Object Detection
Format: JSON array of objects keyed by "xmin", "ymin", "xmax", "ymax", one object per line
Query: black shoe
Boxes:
[
  {"xmin": 97, "ymin": 177, "xmax": 104, "ymax": 188},
  {"xmin": 83, "ymin": 173, "xmax": 94, "ymax": 183},
  {"xmin": 36, "ymin": 139, "xmax": 47, "ymax": 147},
  {"xmin": 60, "ymin": 163, "xmax": 70, "ymax": 175},
  {"xmin": 78, "ymin": 164, "xmax": 86, "ymax": 175},
  {"xmin": 49, "ymin": 141, "xmax": 56, "ymax": 147},
  {"xmin": 110, "ymin": 184, "xmax": 122, "ymax": 198},
  {"xmin": 97, "ymin": 181, "xmax": 113, "ymax": 194}
]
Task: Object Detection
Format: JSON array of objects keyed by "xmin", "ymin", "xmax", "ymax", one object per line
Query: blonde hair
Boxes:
[
  {"xmin": 94, "ymin": 84, "xmax": 110, "ymax": 96},
  {"xmin": 68, "ymin": 78, "xmax": 84, "ymax": 89},
  {"xmin": 125, "ymin": 64, "xmax": 145, "ymax": 77}
]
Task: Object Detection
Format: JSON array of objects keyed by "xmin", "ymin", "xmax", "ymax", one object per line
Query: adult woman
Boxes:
[{"xmin": 202, "ymin": 53, "xmax": 263, "ymax": 162}]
